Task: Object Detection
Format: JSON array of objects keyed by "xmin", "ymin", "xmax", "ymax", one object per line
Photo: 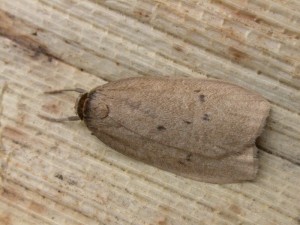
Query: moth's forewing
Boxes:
[{"xmin": 84, "ymin": 77, "xmax": 270, "ymax": 183}]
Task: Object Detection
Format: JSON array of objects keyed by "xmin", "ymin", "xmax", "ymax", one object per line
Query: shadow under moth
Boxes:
[{"xmin": 41, "ymin": 77, "xmax": 270, "ymax": 184}]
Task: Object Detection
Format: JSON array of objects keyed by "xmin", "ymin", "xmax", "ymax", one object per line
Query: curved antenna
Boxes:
[
  {"xmin": 44, "ymin": 88, "xmax": 87, "ymax": 94},
  {"xmin": 38, "ymin": 114, "xmax": 80, "ymax": 122}
]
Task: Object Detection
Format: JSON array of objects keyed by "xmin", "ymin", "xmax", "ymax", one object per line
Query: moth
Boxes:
[{"xmin": 42, "ymin": 77, "xmax": 270, "ymax": 183}]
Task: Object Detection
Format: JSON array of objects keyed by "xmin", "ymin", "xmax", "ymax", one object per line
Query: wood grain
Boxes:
[{"xmin": 0, "ymin": 0, "xmax": 299, "ymax": 224}]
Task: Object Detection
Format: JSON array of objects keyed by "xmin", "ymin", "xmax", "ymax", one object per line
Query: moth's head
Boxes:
[{"xmin": 75, "ymin": 92, "xmax": 88, "ymax": 120}]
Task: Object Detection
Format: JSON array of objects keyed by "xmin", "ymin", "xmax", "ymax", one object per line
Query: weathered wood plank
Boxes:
[{"xmin": 0, "ymin": 0, "xmax": 299, "ymax": 224}]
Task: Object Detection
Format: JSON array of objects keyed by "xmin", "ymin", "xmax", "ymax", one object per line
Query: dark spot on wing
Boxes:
[
  {"xmin": 203, "ymin": 113, "xmax": 210, "ymax": 121},
  {"xmin": 186, "ymin": 153, "xmax": 192, "ymax": 161},
  {"xmin": 157, "ymin": 125, "xmax": 166, "ymax": 131},
  {"xmin": 199, "ymin": 94, "xmax": 205, "ymax": 102},
  {"xmin": 194, "ymin": 90, "xmax": 201, "ymax": 93},
  {"xmin": 183, "ymin": 120, "xmax": 192, "ymax": 124}
]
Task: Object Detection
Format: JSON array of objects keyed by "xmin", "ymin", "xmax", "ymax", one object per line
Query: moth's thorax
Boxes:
[
  {"xmin": 80, "ymin": 90, "xmax": 109, "ymax": 120},
  {"xmin": 75, "ymin": 92, "xmax": 88, "ymax": 120}
]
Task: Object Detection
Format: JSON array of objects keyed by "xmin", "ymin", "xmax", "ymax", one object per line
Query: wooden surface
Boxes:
[{"xmin": 0, "ymin": 0, "xmax": 299, "ymax": 224}]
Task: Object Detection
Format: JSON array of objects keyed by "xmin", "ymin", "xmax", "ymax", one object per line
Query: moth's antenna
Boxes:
[
  {"xmin": 40, "ymin": 88, "xmax": 87, "ymax": 122},
  {"xmin": 44, "ymin": 88, "xmax": 86, "ymax": 94},
  {"xmin": 38, "ymin": 115, "xmax": 80, "ymax": 122}
]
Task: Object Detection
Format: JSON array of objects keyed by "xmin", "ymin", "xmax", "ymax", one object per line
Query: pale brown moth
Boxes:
[{"xmin": 42, "ymin": 77, "xmax": 270, "ymax": 184}]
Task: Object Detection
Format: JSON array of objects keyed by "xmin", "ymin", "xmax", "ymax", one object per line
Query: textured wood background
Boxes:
[{"xmin": 0, "ymin": 0, "xmax": 299, "ymax": 224}]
